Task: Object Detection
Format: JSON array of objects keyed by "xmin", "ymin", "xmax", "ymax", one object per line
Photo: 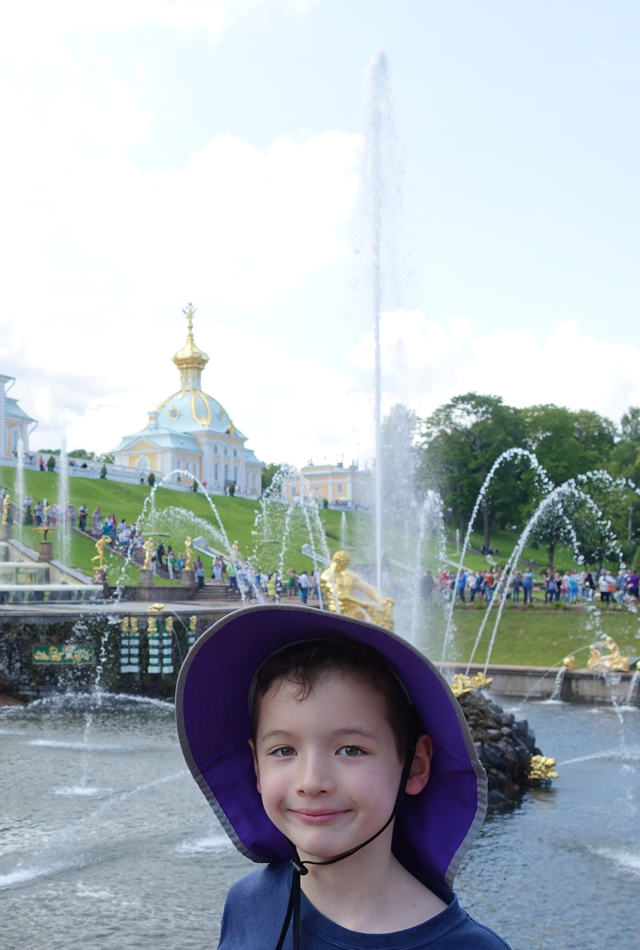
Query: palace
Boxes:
[
  {"xmin": 0, "ymin": 374, "xmax": 36, "ymax": 459},
  {"xmin": 112, "ymin": 306, "xmax": 262, "ymax": 492}
]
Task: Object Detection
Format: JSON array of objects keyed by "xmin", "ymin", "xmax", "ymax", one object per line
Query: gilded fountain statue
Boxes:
[{"xmin": 320, "ymin": 550, "xmax": 394, "ymax": 630}]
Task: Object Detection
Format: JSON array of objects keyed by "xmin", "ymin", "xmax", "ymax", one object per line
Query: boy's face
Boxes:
[{"xmin": 251, "ymin": 673, "xmax": 422, "ymax": 862}]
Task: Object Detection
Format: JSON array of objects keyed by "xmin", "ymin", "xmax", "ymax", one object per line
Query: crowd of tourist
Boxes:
[{"xmin": 421, "ymin": 565, "xmax": 640, "ymax": 606}]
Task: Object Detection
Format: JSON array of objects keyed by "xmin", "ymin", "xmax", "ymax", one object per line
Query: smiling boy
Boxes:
[{"xmin": 177, "ymin": 606, "xmax": 512, "ymax": 949}]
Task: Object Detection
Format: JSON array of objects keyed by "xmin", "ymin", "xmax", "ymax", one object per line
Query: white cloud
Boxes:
[{"xmin": 345, "ymin": 311, "xmax": 640, "ymax": 431}]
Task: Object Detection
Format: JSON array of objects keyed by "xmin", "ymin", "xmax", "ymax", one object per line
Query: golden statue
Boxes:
[
  {"xmin": 184, "ymin": 536, "xmax": 194, "ymax": 571},
  {"xmin": 562, "ymin": 655, "xmax": 578, "ymax": 670},
  {"xmin": 587, "ymin": 636, "xmax": 630, "ymax": 672},
  {"xmin": 142, "ymin": 537, "xmax": 155, "ymax": 571},
  {"xmin": 320, "ymin": 551, "xmax": 394, "ymax": 631},
  {"xmin": 91, "ymin": 534, "xmax": 111, "ymax": 570},
  {"xmin": 147, "ymin": 603, "xmax": 165, "ymax": 612},
  {"xmin": 231, "ymin": 539, "xmax": 240, "ymax": 560},
  {"xmin": 528, "ymin": 755, "xmax": 559, "ymax": 781},
  {"xmin": 450, "ymin": 671, "xmax": 494, "ymax": 698},
  {"xmin": 1, "ymin": 492, "xmax": 9, "ymax": 525}
]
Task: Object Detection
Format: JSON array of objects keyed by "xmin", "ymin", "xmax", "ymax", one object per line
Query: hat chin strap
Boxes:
[{"xmin": 273, "ymin": 743, "xmax": 417, "ymax": 950}]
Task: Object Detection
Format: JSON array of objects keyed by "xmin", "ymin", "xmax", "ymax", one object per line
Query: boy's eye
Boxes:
[
  {"xmin": 338, "ymin": 746, "xmax": 365, "ymax": 757},
  {"xmin": 273, "ymin": 746, "xmax": 296, "ymax": 757}
]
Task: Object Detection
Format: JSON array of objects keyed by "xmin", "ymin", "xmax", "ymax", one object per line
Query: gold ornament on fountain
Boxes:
[
  {"xmin": 142, "ymin": 537, "xmax": 155, "ymax": 571},
  {"xmin": 528, "ymin": 755, "xmax": 559, "ymax": 781},
  {"xmin": 587, "ymin": 636, "xmax": 630, "ymax": 672},
  {"xmin": 189, "ymin": 615, "xmax": 197, "ymax": 632},
  {"xmin": 121, "ymin": 617, "xmax": 130, "ymax": 634},
  {"xmin": 184, "ymin": 536, "xmax": 194, "ymax": 571},
  {"xmin": 450, "ymin": 672, "xmax": 494, "ymax": 698},
  {"xmin": 1, "ymin": 492, "xmax": 10, "ymax": 525},
  {"xmin": 130, "ymin": 617, "xmax": 139, "ymax": 634},
  {"xmin": 91, "ymin": 534, "xmax": 111, "ymax": 570},
  {"xmin": 147, "ymin": 603, "xmax": 165, "ymax": 612},
  {"xmin": 562, "ymin": 654, "xmax": 578, "ymax": 670},
  {"xmin": 320, "ymin": 551, "xmax": 394, "ymax": 630}
]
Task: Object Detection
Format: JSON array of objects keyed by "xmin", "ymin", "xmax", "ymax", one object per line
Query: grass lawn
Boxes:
[
  {"xmin": 0, "ymin": 466, "xmax": 356, "ymax": 579},
  {"xmin": 446, "ymin": 603, "xmax": 640, "ymax": 667}
]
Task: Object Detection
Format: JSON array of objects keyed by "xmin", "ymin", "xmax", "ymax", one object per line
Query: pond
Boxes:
[{"xmin": 1, "ymin": 692, "xmax": 638, "ymax": 950}]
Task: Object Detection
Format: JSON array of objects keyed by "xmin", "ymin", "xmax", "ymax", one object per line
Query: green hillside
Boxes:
[{"xmin": 0, "ymin": 466, "xmax": 357, "ymax": 581}]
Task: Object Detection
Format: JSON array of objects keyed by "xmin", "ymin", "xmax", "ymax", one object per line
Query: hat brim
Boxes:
[{"xmin": 176, "ymin": 604, "xmax": 487, "ymax": 888}]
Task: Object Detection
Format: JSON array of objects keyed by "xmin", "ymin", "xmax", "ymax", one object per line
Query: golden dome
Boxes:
[{"xmin": 172, "ymin": 303, "xmax": 209, "ymax": 388}]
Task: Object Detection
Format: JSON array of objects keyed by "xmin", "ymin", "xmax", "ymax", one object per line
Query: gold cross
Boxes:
[{"xmin": 182, "ymin": 302, "xmax": 196, "ymax": 332}]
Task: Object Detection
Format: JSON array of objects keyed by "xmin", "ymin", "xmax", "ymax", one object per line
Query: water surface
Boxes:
[{"xmin": 1, "ymin": 693, "xmax": 638, "ymax": 949}]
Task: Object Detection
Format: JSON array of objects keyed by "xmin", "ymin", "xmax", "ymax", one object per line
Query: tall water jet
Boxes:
[
  {"xmin": 15, "ymin": 437, "xmax": 24, "ymax": 552},
  {"xmin": 360, "ymin": 49, "xmax": 401, "ymax": 595},
  {"xmin": 59, "ymin": 437, "xmax": 70, "ymax": 576},
  {"xmin": 340, "ymin": 511, "xmax": 347, "ymax": 549}
]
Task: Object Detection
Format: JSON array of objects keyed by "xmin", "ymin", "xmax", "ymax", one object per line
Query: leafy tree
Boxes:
[
  {"xmin": 420, "ymin": 393, "xmax": 527, "ymax": 546},
  {"xmin": 261, "ymin": 463, "xmax": 282, "ymax": 492},
  {"xmin": 519, "ymin": 405, "xmax": 615, "ymax": 486},
  {"xmin": 68, "ymin": 449, "xmax": 95, "ymax": 460}
]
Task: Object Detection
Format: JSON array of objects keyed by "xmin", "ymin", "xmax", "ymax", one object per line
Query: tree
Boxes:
[
  {"xmin": 519, "ymin": 405, "xmax": 615, "ymax": 485},
  {"xmin": 420, "ymin": 393, "xmax": 526, "ymax": 546},
  {"xmin": 520, "ymin": 405, "xmax": 617, "ymax": 567},
  {"xmin": 46, "ymin": 456, "xmax": 56, "ymax": 472},
  {"xmin": 261, "ymin": 463, "xmax": 281, "ymax": 493},
  {"xmin": 148, "ymin": 473, "xmax": 155, "ymax": 487}
]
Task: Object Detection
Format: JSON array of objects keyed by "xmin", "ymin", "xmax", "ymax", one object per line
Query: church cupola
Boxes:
[{"xmin": 172, "ymin": 303, "xmax": 209, "ymax": 391}]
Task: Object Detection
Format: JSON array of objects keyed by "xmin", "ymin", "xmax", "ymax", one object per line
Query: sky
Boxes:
[{"xmin": 2, "ymin": 0, "xmax": 640, "ymax": 467}]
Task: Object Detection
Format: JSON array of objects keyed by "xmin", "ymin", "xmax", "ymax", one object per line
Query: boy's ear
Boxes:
[
  {"xmin": 405, "ymin": 734, "xmax": 433, "ymax": 796},
  {"xmin": 248, "ymin": 738, "xmax": 261, "ymax": 793}
]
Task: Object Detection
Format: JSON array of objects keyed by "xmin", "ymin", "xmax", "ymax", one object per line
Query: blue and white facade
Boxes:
[{"xmin": 0, "ymin": 373, "xmax": 36, "ymax": 460}]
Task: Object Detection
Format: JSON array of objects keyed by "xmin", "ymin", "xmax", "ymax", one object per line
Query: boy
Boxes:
[{"xmin": 177, "ymin": 605, "xmax": 511, "ymax": 949}]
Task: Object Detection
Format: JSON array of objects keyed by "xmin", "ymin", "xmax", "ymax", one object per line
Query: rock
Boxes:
[{"xmin": 457, "ymin": 689, "xmax": 552, "ymax": 807}]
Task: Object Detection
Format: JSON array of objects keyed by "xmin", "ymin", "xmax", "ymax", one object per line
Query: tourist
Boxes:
[
  {"xmin": 212, "ymin": 556, "xmax": 223, "ymax": 582},
  {"xmin": 78, "ymin": 503, "xmax": 88, "ymax": 532},
  {"xmin": 421, "ymin": 569, "xmax": 434, "ymax": 601},
  {"xmin": 484, "ymin": 571, "xmax": 493, "ymax": 604},
  {"xmin": 175, "ymin": 609, "xmax": 512, "ymax": 950},
  {"xmin": 228, "ymin": 561, "xmax": 238, "ymax": 592},
  {"xmin": 599, "ymin": 570, "xmax": 614, "ymax": 603},
  {"xmin": 167, "ymin": 546, "xmax": 176, "ymax": 580},
  {"xmin": 287, "ymin": 569, "xmax": 298, "ymax": 598},
  {"xmin": 471, "ymin": 571, "xmax": 485, "ymax": 602},
  {"xmin": 512, "ymin": 571, "xmax": 522, "ymax": 604},
  {"xmin": 34, "ymin": 501, "xmax": 43, "ymax": 526},
  {"xmin": 522, "ymin": 568, "xmax": 534, "ymax": 604},
  {"xmin": 38, "ymin": 455, "xmax": 44, "ymax": 471},
  {"xmin": 298, "ymin": 569, "xmax": 310, "ymax": 604},
  {"xmin": 455, "ymin": 569, "xmax": 467, "ymax": 603},
  {"xmin": 266, "ymin": 572, "xmax": 277, "ymax": 602},
  {"xmin": 568, "ymin": 572, "xmax": 579, "ymax": 604},
  {"xmin": 544, "ymin": 573, "xmax": 556, "ymax": 604},
  {"xmin": 583, "ymin": 571, "xmax": 595, "ymax": 601},
  {"xmin": 195, "ymin": 557, "xmax": 205, "ymax": 590},
  {"xmin": 627, "ymin": 569, "xmax": 639, "ymax": 601},
  {"xmin": 616, "ymin": 570, "xmax": 627, "ymax": 604},
  {"xmin": 91, "ymin": 506, "xmax": 102, "ymax": 537},
  {"xmin": 157, "ymin": 540, "xmax": 165, "ymax": 568}
]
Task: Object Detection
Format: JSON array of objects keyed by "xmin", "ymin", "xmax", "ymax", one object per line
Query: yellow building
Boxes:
[
  {"xmin": 284, "ymin": 463, "xmax": 371, "ymax": 508},
  {"xmin": 112, "ymin": 306, "xmax": 262, "ymax": 492}
]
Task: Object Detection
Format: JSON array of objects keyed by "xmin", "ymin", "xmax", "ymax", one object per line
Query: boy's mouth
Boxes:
[{"xmin": 289, "ymin": 809, "xmax": 349, "ymax": 824}]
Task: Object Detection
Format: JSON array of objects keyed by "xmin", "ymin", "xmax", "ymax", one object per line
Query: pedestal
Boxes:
[
  {"xmin": 182, "ymin": 570, "xmax": 196, "ymax": 588},
  {"xmin": 139, "ymin": 569, "xmax": 155, "ymax": 588},
  {"xmin": 38, "ymin": 541, "xmax": 53, "ymax": 562},
  {"xmin": 0, "ymin": 523, "xmax": 12, "ymax": 541},
  {"xmin": 93, "ymin": 568, "xmax": 108, "ymax": 585}
]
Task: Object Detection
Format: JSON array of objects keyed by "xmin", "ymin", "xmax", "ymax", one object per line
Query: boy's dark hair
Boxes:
[{"xmin": 250, "ymin": 638, "xmax": 422, "ymax": 760}]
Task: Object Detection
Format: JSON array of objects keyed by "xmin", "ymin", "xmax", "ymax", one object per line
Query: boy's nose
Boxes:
[{"xmin": 295, "ymin": 753, "xmax": 335, "ymax": 796}]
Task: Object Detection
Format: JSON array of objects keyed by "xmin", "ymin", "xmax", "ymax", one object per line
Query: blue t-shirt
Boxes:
[{"xmin": 218, "ymin": 861, "xmax": 511, "ymax": 949}]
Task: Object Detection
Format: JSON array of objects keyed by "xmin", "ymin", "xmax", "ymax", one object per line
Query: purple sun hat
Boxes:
[{"xmin": 176, "ymin": 604, "xmax": 487, "ymax": 888}]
